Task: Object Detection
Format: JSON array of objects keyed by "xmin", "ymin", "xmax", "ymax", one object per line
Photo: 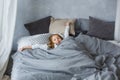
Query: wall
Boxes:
[{"xmin": 12, "ymin": 0, "xmax": 117, "ymax": 50}]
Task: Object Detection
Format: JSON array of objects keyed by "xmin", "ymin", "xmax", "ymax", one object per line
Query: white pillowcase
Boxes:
[{"xmin": 17, "ymin": 33, "xmax": 52, "ymax": 50}]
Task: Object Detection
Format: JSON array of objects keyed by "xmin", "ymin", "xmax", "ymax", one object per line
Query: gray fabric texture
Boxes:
[
  {"xmin": 24, "ymin": 16, "xmax": 51, "ymax": 35},
  {"xmin": 87, "ymin": 16, "xmax": 115, "ymax": 40},
  {"xmin": 76, "ymin": 18, "xmax": 89, "ymax": 31},
  {"xmin": 75, "ymin": 18, "xmax": 89, "ymax": 36},
  {"xmin": 11, "ymin": 35, "xmax": 120, "ymax": 80}
]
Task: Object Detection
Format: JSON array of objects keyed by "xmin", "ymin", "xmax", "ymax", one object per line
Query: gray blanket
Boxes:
[{"xmin": 11, "ymin": 34, "xmax": 120, "ymax": 80}]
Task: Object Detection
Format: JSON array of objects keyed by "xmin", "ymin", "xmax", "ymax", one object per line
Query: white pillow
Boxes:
[{"xmin": 17, "ymin": 33, "xmax": 52, "ymax": 50}]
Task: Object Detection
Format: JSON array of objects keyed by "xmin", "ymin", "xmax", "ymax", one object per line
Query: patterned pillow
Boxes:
[{"xmin": 17, "ymin": 33, "xmax": 52, "ymax": 50}]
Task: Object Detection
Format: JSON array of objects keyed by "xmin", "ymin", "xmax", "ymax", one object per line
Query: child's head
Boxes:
[{"xmin": 48, "ymin": 34, "xmax": 63, "ymax": 48}]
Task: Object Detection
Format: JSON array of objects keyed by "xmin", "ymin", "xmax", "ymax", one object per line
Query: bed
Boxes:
[{"xmin": 11, "ymin": 16, "xmax": 120, "ymax": 80}]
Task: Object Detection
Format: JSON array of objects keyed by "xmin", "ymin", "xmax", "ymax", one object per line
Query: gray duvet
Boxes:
[{"xmin": 11, "ymin": 34, "xmax": 120, "ymax": 80}]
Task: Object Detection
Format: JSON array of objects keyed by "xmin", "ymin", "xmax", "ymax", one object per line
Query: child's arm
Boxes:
[
  {"xmin": 19, "ymin": 44, "xmax": 48, "ymax": 51},
  {"xmin": 19, "ymin": 46, "xmax": 32, "ymax": 51},
  {"xmin": 64, "ymin": 21, "xmax": 70, "ymax": 38},
  {"xmin": 32, "ymin": 44, "xmax": 48, "ymax": 50}
]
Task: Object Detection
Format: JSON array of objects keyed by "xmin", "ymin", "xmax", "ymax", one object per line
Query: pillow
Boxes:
[
  {"xmin": 87, "ymin": 16, "xmax": 115, "ymax": 40},
  {"xmin": 17, "ymin": 33, "xmax": 52, "ymax": 50},
  {"xmin": 49, "ymin": 17, "xmax": 76, "ymax": 35},
  {"xmin": 24, "ymin": 16, "xmax": 51, "ymax": 35},
  {"xmin": 75, "ymin": 18, "xmax": 89, "ymax": 36}
]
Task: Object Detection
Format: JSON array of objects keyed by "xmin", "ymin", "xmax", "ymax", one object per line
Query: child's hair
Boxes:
[{"xmin": 47, "ymin": 34, "xmax": 63, "ymax": 48}]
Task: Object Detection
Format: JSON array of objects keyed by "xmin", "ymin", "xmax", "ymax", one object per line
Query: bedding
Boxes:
[
  {"xmin": 75, "ymin": 17, "xmax": 115, "ymax": 39},
  {"xmin": 24, "ymin": 16, "xmax": 51, "ymax": 35},
  {"xmin": 11, "ymin": 34, "xmax": 120, "ymax": 80},
  {"xmin": 87, "ymin": 16, "xmax": 115, "ymax": 40},
  {"xmin": 49, "ymin": 17, "xmax": 76, "ymax": 35},
  {"xmin": 75, "ymin": 18, "xmax": 89, "ymax": 36},
  {"xmin": 17, "ymin": 33, "xmax": 51, "ymax": 50},
  {"xmin": 75, "ymin": 34, "xmax": 120, "ymax": 57},
  {"xmin": 108, "ymin": 40, "xmax": 120, "ymax": 47}
]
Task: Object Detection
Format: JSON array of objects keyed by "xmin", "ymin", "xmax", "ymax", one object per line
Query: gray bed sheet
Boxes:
[{"xmin": 11, "ymin": 34, "xmax": 120, "ymax": 80}]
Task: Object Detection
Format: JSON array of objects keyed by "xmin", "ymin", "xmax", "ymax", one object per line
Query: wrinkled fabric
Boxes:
[{"xmin": 11, "ymin": 35, "xmax": 120, "ymax": 80}]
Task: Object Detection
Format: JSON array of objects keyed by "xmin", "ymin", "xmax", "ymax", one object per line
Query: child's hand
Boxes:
[
  {"xmin": 19, "ymin": 47, "xmax": 24, "ymax": 52},
  {"xmin": 19, "ymin": 46, "xmax": 32, "ymax": 52},
  {"xmin": 65, "ymin": 21, "xmax": 71, "ymax": 26}
]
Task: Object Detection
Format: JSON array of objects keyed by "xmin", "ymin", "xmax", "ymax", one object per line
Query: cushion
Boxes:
[
  {"xmin": 87, "ymin": 16, "xmax": 115, "ymax": 40},
  {"xmin": 49, "ymin": 17, "xmax": 76, "ymax": 35},
  {"xmin": 75, "ymin": 18, "xmax": 89, "ymax": 36},
  {"xmin": 24, "ymin": 16, "xmax": 51, "ymax": 35},
  {"xmin": 17, "ymin": 33, "xmax": 52, "ymax": 50}
]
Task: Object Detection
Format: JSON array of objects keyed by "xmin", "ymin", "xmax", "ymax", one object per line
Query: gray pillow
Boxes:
[
  {"xmin": 87, "ymin": 16, "xmax": 115, "ymax": 40},
  {"xmin": 75, "ymin": 18, "xmax": 89, "ymax": 36},
  {"xmin": 24, "ymin": 16, "xmax": 51, "ymax": 35},
  {"xmin": 78, "ymin": 18, "xmax": 89, "ymax": 31}
]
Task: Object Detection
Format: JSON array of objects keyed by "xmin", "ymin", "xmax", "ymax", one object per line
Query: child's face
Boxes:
[{"xmin": 52, "ymin": 35, "xmax": 62, "ymax": 45}]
